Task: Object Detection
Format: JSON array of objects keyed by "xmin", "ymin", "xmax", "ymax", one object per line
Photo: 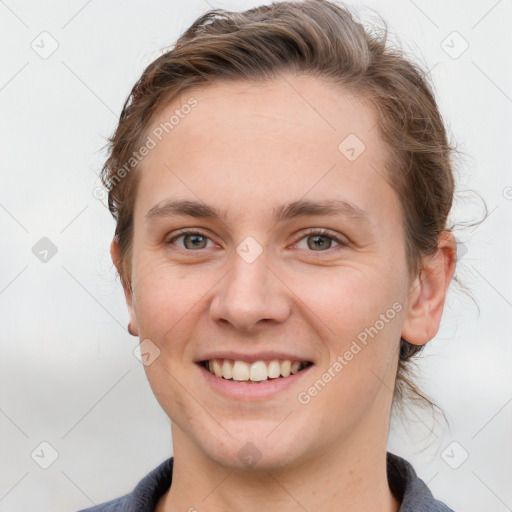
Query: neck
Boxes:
[{"xmin": 157, "ymin": 420, "xmax": 400, "ymax": 512}]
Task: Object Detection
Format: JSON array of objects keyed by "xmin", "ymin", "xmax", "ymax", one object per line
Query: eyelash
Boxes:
[{"xmin": 167, "ymin": 228, "xmax": 348, "ymax": 253}]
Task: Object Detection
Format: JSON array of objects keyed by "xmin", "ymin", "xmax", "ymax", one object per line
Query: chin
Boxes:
[{"xmin": 200, "ymin": 428, "xmax": 307, "ymax": 472}]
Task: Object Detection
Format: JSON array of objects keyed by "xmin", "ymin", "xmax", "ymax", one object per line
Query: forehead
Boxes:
[
  {"xmin": 136, "ymin": 74, "xmax": 397, "ymax": 226},
  {"xmin": 149, "ymin": 75, "xmax": 383, "ymax": 163}
]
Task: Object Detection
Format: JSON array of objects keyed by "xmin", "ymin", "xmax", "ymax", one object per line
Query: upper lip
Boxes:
[{"xmin": 195, "ymin": 351, "xmax": 314, "ymax": 364}]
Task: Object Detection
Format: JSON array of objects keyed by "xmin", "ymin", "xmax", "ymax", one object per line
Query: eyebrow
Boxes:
[{"xmin": 145, "ymin": 198, "xmax": 371, "ymax": 225}]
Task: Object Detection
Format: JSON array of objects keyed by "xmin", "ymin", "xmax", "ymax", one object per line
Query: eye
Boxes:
[
  {"xmin": 166, "ymin": 229, "xmax": 347, "ymax": 253},
  {"xmin": 168, "ymin": 231, "xmax": 215, "ymax": 250},
  {"xmin": 294, "ymin": 229, "xmax": 347, "ymax": 252}
]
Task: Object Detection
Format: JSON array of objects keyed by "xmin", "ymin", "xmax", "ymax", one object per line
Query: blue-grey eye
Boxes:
[
  {"xmin": 308, "ymin": 235, "xmax": 334, "ymax": 250},
  {"xmin": 295, "ymin": 231, "xmax": 343, "ymax": 251},
  {"xmin": 171, "ymin": 232, "xmax": 213, "ymax": 250}
]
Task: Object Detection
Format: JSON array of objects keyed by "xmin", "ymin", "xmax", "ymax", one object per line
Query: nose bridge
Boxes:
[{"xmin": 210, "ymin": 244, "xmax": 289, "ymax": 331}]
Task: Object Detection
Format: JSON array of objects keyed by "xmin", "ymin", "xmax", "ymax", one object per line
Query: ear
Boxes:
[
  {"xmin": 110, "ymin": 237, "xmax": 139, "ymax": 337},
  {"xmin": 401, "ymin": 231, "xmax": 457, "ymax": 346}
]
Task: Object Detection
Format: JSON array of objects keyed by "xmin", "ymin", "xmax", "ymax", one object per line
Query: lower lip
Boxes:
[{"xmin": 196, "ymin": 362, "xmax": 314, "ymax": 401}]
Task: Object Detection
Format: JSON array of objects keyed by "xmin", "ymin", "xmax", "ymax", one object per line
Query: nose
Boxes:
[{"xmin": 209, "ymin": 249, "xmax": 291, "ymax": 332}]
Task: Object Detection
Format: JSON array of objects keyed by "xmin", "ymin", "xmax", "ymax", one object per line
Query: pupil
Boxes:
[
  {"xmin": 308, "ymin": 235, "xmax": 330, "ymax": 250},
  {"xmin": 185, "ymin": 234, "xmax": 206, "ymax": 249}
]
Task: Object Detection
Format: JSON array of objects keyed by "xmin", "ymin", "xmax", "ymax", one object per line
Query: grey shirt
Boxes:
[{"xmin": 76, "ymin": 452, "xmax": 455, "ymax": 511}]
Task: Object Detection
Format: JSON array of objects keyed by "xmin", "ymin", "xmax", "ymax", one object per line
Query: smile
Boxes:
[{"xmin": 200, "ymin": 358, "xmax": 313, "ymax": 383}]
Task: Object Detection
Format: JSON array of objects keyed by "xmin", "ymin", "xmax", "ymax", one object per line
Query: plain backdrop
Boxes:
[{"xmin": 1, "ymin": 1, "xmax": 511, "ymax": 511}]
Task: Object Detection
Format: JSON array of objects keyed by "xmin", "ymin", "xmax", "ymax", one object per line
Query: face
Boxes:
[{"xmin": 123, "ymin": 75, "xmax": 415, "ymax": 470}]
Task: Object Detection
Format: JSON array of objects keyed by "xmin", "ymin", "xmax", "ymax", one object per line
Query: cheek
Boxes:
[
  {"xmin": 290, "ymin": 265, "xmax": 404, "ymax": 388},
  {"xmin": 130, "ymin": 254, "xmax": 221, "ymax": 347},
  {"xmin": 296, "ymin": 270, "xmax": 403, "ymax": 420},
  {"xmin": 130, "ymin": 260, "xmax": 208, "ymax": 417},
  {"xmin": 288, "ymin": 263, "xmax": 404, "ymax": 337}
]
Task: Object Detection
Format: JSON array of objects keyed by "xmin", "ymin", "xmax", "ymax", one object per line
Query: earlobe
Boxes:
[
  {"xmin": 401, "ymin": 232, "xmax": 457, "ymax": 346},
  {"xmin": 110, "ymin": 237, "xmax": 139, "ymax": 337},
  {"xmin": 127, "ymin": 321, "xmax": 138, "ymax": 337}
]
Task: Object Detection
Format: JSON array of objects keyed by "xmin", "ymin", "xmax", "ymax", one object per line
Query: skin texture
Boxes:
[{"xmin": 111, "ymin": 74, "xmax": 456, "ymax": 511}]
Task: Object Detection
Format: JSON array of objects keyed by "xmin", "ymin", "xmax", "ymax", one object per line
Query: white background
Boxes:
[{"xmin": 1, "ymin": 1, "xmax": 511, "ymax": 511}]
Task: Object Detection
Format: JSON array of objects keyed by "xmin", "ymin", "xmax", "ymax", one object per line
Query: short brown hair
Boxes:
[{"xmin": 101, "ymin": 0, "xmax": 457, "ymax": 412}]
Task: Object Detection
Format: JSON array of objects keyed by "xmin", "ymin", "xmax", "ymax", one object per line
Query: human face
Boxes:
[{"xmin": 126, "ymin": 75, "xmax": 411, "ymax": 469}]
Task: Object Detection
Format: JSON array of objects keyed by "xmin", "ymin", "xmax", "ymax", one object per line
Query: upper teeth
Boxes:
[{"xmin": 206, "ymin": 359, "xmax": 309, "ymax": 381}]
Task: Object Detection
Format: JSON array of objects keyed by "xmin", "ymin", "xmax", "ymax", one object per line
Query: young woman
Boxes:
[{"xmin": 79, "ymin": 1, "xmax": 457, "ymax": 510}]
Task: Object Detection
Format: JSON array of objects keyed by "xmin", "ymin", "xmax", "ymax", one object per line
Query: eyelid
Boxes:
[{"xmin": 167, "ymin": 228, "xmax": 211, "ymax": 241}]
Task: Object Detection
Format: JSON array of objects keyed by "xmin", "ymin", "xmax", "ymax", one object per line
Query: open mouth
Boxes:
[{"xmin": 198, "ymin": 359, "xmax": 314, "ymax": 384}]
